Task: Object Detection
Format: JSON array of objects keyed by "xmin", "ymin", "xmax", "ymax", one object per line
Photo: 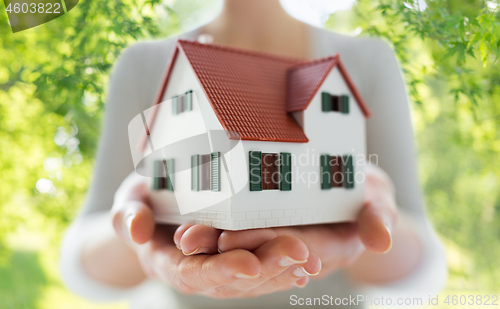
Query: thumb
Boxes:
[
  {"xmin": 112, "ymin": 200, "xmax": 155, "ymax": 244},
  {"xmin": 357, "ymin": 200, "xmax": 397, "ymax": 253}
]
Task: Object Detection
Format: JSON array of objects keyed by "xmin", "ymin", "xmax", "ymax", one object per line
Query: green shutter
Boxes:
[
  {"xmin": 178, "ymin": 95, "xmax": 184, "ymax": 113},
  {"xmin": 322, "ymin": 92, "xmax": 331, "ymax": 112},
  {"xmin": 343, "ymin": 155, "xmax": 354, "ymax": 189},
  {"xmin": 210, "ymin": 152, "xmax": 220, "ymax": 192},
  {"xmin": 185, "ymin": 90, "xmax": 193, "ymax": 111},
  {"xmin": 320, "ymin": 154, "xmax": 331, "ymax": 190},
  {"xmin": 172, "ymin": 96, "xmax": 179, "ymax": 115},
  {"xmin": 191, "ymin": 155, "xmax": 199, "ymax": 191},
  {"xmin": 280, "ymin": 152, "xmax": 292, "ymax": 191},
  {"xmin": 153, "ymin": 160, "xmax": 166, "ymax": 190},
  {"xmin": 341, "ymin": 95, "xmax": 349, "ymax": 114},
  {"xmin": 249, "ymin": 151, "xmax": 262, "ymax": 191},
  {"xmin": 166, "ymin": 159, "xmax": 174, "ymax": 191}
]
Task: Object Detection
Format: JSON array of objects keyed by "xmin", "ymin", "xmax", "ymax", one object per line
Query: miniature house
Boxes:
[{"xmin": 138, "ymin": 39, "xmax": 371, "ymax": 230}]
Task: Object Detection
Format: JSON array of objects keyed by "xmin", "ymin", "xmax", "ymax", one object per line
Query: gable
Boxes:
[
  {"xmin": 287, "ymin": 56, "xmax": 371, "ymax": 117},
  {"xmin": 286, "ymin": 56, "xmax": 337, "ymax": 112}
]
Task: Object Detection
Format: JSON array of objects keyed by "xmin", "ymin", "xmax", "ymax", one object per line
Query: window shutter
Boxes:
[
  {"xmin": 320, "ymin": 154, "xmax": 331, "ymax": 190},
  {"xmin": 191, "ymin": 155, "xmax": 199, "ymax": 191},
  {"xmin": 165, "ymin": 159, "xmax": 175, "ymax": 191},
  {"xmin": 172, "ymin": 96, "xmax": 179, "ymax": 115},
  {"xmin": 210, "ymin": 152, "xmax": 220, "ymax": 192},
  {"xmin": 340, "ymin": 95, "xmax": 349, "ymax": 114},
  {"xmin": 178, "ymin": 95, "xmax": 184, "ymax": 113},
  {"xmin": 249, "ymin": 151, "xmax": 262, "ymax": 191},
  {"xmin": 280, "ymin": 152, "xmax": 292, "ymax": 191},
  {"xmin": 185, "ymin": 90, "xmax": 193, "ymax": 111},
  {"xmin": 153, "ymin": 160, "xmax": 166, "ymax": 190},
  {"xmin": 342, "ymin": 155, "xmax": 354, "ymax": 189},
  {"xmin": 321, "ymin": 92, "xmax": 331, "ymax": 112}
]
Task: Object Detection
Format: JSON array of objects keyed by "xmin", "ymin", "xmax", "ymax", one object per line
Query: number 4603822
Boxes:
[
  {"xmin": 444, "ymin": 295, "xmax": 498, "ymax": 306},
  {"xmin": 5, "ymin": 2, "xmax": 61, "ymax": 14}
]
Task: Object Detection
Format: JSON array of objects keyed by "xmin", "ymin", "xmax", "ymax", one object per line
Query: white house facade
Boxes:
[{"xmin": 136, "ymin": 40, "xmax": 370, "ymax": 230}]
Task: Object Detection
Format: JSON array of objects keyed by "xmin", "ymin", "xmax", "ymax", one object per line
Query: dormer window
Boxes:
[
  {"xmin": 172, "ymin": 90, "xmax": 193, "ymax": 115},
  {"xmin": 322, "ymin": 92, "xmax": 349, "ymax": 114}
]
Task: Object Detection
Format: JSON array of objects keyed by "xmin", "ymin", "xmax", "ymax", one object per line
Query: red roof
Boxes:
[{"xmin": 142, "ymin": 40, "xmax": 369, "ymax": 149}]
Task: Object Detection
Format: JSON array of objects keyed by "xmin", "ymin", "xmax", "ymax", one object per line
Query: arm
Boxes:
[
  {"xmin": 345, "ymin": 166, "xmax": 423, "ymax": 284},
  {"xmin": 60, "ymin": 40, "xmax": 174, "ymax": 298},
  {"xmin": 344, "ymin": 38, "xmax": 447, "ymax": 289}
]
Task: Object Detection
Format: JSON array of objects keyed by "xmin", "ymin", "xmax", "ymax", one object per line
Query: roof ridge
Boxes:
[
  {"xmin": 177, "ymin": 39, "xmax": 307, "ymax": 64},
  {"xmin": 287, "ymin": 54, "xmax": 339, "ymax": 72}
]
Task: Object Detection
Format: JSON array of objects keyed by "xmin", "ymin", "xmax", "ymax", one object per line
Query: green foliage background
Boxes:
[{"xmin": 0, "ymin": 0, "xmax": 498, "ymax": 307}]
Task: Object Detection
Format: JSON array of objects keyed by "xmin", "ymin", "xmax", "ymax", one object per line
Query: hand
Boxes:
[
  {"xmin": 110, "ymin": 174, "xmax": 321, "ymax": 298},
  {"xmin": 176, "ymin": 165, "xmax": 398, "ymax": 281}
]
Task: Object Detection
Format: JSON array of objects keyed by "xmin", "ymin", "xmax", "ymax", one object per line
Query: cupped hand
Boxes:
[
  {"xmin": 110, "ymin": 174, "xmax": 321, "ymax": 298},
  {"xmin": 175, "ymin": 165, "xmax": 398, "ymax": 280}
]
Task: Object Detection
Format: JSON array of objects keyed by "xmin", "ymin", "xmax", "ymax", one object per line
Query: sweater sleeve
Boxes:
[
  {"xmin": 353, "ymin": 37, "xmax": 447, "ymax": 297},
  {"xmin": 312, "ymin": 27, "xmax": 447, "ymax": 297},
  {"xmin": 59, "ymin": 38, "xmax": 175, "ymax": 300}
]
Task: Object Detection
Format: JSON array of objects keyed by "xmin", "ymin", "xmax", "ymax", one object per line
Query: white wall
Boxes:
[
  {"xmin": 145, "ymin": 50, "xmax": 233, "ymax": 223},
  {"xmin": 146, "ymin": 57, "xmax": 366, "ymax": 229}
]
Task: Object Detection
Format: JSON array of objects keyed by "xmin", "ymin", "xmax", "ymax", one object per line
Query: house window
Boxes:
[
  {"xmin": 153, "ymin": 159, "xmax": 174, "ymax": 191},
  {"xmin": 191, "ymin": 152, "xmax": 220, "ymax": 192},
  {"xmin": 321, "ymin": 92, "xmax": 349, "ymax": 114},
  {"xmin": 172, "ymin": 90, "xmax": 194, "ymax": 115},
  {"xmin": 249, "ymin": 151, "xmax": 292, "ymax": 191},
  {"xmin": 320, "ymin": 154, "xmax": 354, "ymax": 190}
]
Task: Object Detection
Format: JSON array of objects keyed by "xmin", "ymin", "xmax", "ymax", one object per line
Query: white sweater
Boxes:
[{"xmin": 60, "ymin": 25, "xmax": 447, "ymax": 309}]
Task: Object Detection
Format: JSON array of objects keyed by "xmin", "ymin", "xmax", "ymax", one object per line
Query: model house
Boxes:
[{"xmin": 136, "ymin": 39, "xmax": 371, "ymax": 230}]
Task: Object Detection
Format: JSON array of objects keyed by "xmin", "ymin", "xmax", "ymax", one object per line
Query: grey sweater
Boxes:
[{"xmin": 60, "ymin": 25, "xmax": 446, "ymax": 309}]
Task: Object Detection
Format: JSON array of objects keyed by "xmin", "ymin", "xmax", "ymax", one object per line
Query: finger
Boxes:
[
  {"xmin": 358, "ymin": 200, "xmax": 397, "ymax": 253},
  {"xmin": 253, "ymin": 235, "xmax": 309, "ymax": 278},
  {"xmin": 218, "ymin": 228, "xmax": 278, "ymax": 252},
  {"xmin": 207, "ymin": 235, "xmax": 309, "ymax": 297},
  {"xmin": 219, "ymin": 224, "xmax": 359, "ymax": 263},
  {"xmin": 179, "ymin": 225, "xmax": 222, "ymax": 255},
  {"xmin": 240, "ymin": 251, "xmax": 320, "ymax": 297},
  {"xmin": 152, "ymin": 246, "xmax": 261, "ymax": 294},
  {"xmin": 112, "ymin": 200, "xmax": 155, "ymax": 244},
  {"xmin": 294, "ymin": 276, "xmax": 309, "ymax": 288},
  {"xmin": 173, "ymin": 224, "xmax": 193, "ymax": 250}
]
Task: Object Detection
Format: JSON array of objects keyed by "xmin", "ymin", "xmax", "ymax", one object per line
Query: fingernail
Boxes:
[
  {"xmin": 279, "ymin": 256, "xmax": 307, "ymax": 267},
  {"xmin": 125, "ymin": 213, "xmax": 135, "ymax": 236},
  {"xmin": 293, "ymin": 267, "xmax": 308, "ymax": 277},
  {"xmin": 182, "ymin": 246, "xmax": 209, "ymax": 256},
  {"xmin": 217, "ymin": 248, "xmax": 223, "ymax": 254},
  {"xmin": 293, "ymin": 266, "xmax": 319, "ymax": 277},
  {"xmin": 235, "ymin": 273, "xmax": 260, "ymax": 279},
  {"xmin": 176, "ymin": 244, "xmax": 182, "ymax": 250},
  {"xmin": 382, "ymin": 222, "xmax": 393, "ymax": 253},
  {"xmin": 384, "ymin": 220, "xmax": 393, "ymax": 235},
  {"xmin": 294, "ymin": 277, "xmax": 309, "ymax": 288}
]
